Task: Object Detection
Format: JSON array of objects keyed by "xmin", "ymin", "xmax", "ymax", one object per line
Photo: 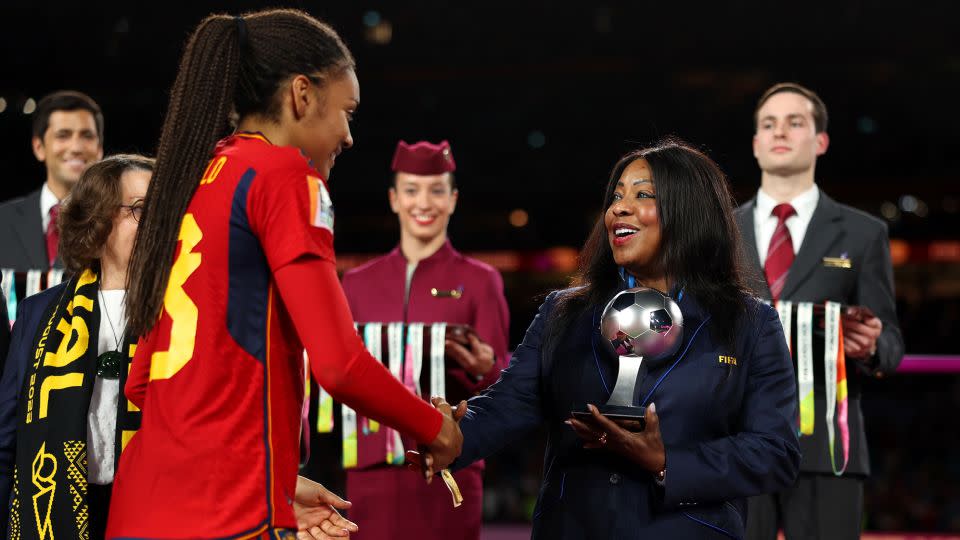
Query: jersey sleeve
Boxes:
[{"xmin": 246, "ymin": 163, "xmax": 336, "ymax": 271}]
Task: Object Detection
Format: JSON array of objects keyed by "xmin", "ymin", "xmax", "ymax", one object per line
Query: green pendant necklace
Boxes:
[{"xmin": 97, "ymin": 288, "xmax": 126, "ymax": 379}]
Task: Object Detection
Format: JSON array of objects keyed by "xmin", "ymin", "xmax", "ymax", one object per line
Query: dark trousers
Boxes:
[
  {"xmin": 746, "ymin": 473, "xmax": 864, "ymax": 540},
  {"xmin": 88, "ymin": 482, "xmax": 112, "ymax": 540}
]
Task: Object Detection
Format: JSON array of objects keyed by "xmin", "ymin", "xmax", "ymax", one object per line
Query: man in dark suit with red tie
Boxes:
[
  {"xmin": 0, "ymin": 91, "xmax": 104, "ymax": 272},
  {"xmin": 737, "ymin": 83, "xmax": 904, "ymax": 540}
]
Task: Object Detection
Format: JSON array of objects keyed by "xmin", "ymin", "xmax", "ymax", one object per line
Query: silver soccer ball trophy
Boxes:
[{"xmin": 573, "ymin": 287, "xmax": 683, "ymax": 431}]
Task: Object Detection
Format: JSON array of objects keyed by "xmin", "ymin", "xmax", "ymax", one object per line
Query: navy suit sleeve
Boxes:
[
  {"xmin": 661, "ymin": 305, "xmax": 801, "ymax": 508},
  {"xmin": 0, "ymin": 302, "xmax": 30, "ymax": 530},
  {"xmin": 453, "ymin": 293, "xmax": 554, "ymax": 469},
  {"xmin": 857, "ymin": 221, "xmax": 904, "ymax": 376}
]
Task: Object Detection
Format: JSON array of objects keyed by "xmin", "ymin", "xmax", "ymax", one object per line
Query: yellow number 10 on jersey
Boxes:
[{"xmin": 150, "ymin": 213, "xmax": 203, "ymax": 381}]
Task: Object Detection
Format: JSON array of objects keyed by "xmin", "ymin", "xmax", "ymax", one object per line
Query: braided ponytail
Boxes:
[{"xmin": 127, "ymin": 9, "xmax": 354, "ymax": 336}]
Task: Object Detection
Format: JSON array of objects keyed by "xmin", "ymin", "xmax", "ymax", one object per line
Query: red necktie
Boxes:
[
  {"xmin": 764, "ymin": 203, "xmax": 796, "ymax": 301},
  {"xmin": 46, "ymin": 203, "xmax": 61, "ymax": 268}
]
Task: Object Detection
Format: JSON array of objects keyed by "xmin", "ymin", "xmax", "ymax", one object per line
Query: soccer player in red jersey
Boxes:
[{"xmin": 107, "ymin": 9, "xmax": 462, "ymax": 539}]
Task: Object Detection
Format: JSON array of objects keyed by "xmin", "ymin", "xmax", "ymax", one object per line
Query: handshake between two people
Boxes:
[{"xmin": 405, "ymin": 396, "xmax": 468, "ymax": 484}]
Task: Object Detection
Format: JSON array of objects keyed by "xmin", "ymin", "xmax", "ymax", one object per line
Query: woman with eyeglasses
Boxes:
[{"xmin": 0, "ymin": 155, "xmax": 150, "ymax": 539}]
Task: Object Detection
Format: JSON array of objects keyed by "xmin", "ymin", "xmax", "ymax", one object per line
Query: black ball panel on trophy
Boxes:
[{"xmin": 598, "ymin": 287, "xmax": 684, "ymax": 364}]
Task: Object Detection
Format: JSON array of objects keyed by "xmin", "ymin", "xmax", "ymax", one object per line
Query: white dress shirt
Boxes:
[
  {"xmin": 40, "ymin": 183, "xmax": 61, "ymax": 232},
  {"xmin": 754, "ymin": 184, "xmax": 820, "ymax": 265},
  {"xmin": 88, "ymin": 289, "xmax": 124, "ymax": 485}
]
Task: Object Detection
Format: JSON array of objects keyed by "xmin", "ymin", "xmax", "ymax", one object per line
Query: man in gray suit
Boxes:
[
  {"xmin": 739, "ymin": 83, "xmax": 904, "ymax": 539},
  {"xmin": 0, "ymin": 90, "xmax": 104, "ymax": 272}
]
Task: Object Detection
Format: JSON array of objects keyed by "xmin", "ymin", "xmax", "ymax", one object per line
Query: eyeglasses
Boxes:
[{"xmin": 120, "ymin": 204, "xmax": 144, "ymax": 223}]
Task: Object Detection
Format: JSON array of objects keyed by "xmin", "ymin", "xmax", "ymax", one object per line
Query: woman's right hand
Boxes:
[{"xmin": 408, "ymin": 398, "xmax": 467, "ymax": 481}]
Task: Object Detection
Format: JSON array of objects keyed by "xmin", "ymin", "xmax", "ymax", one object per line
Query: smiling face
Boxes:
[
  {"xmin": 753, "ymin": 91, "xmax": 829, "ymax": 177},
  {"xmin": 32, "ymin": 109, "xmax": 103, "ymax": 195},
  {"xmin": 294, "ymin": 69, "xmax": 359, "ymax": 180},
  {"xmin": 605, "ymin": 158, "xmax": 662, "ymax": 277},
  {"xmin": 389, "ymin": 172, "xmax": 458, "ymax": 244}
]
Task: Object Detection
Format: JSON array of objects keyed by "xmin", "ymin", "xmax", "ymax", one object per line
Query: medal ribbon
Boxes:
[
  {"xmin": 362, "ymin": 323, "xmax": 383, "ymax": 435},
  {"xmin": 386, "ymin": 322, "xmax": 405, "ymax": 465},
  {"xmin": 430, "ymin": 323, "xmax": 447, "ymax": 400},
  {"xmin": 407, "ymin": 323, "xmax": 425, "ymax": 398},
  {"xmin": 796, "ymin": 302, "xmax": 815, "ymax": 436},
  {"xmin": 47, "ymin": 268, "xmax": 65, "ymax": 288},
  {"xmin": 339, "ymin": 326, "xmax": 367, "ymax": 468},
  {"xmin": 776, "ymin": 300, "xmax": 793, "ymax": 356},
  {"xmin": 2, "ymin": 268, "xmax": 16, "ymax": 325},
  {"xmin": 25, "ymin": 269, "xmax": 42, "ymax": 298},
  {"xmin": 308, "ymin": 348, "xmax": 335, "ymax": 434},
  {"xmin": 824, "ymin": 302, "xmax": 850, "ymax": 475}
]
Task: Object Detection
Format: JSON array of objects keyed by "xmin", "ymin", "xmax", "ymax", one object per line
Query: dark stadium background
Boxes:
[{"xmin": 2, "ymin": 1, "xmax": 958, "ymax": 534}]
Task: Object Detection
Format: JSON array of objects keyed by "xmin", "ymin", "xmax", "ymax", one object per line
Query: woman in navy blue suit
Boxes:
[{"xmin": 430, "ymin": 140, "xmax": 800, "ymax": 539}]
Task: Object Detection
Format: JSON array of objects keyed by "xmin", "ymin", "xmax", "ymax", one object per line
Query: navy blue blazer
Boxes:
[
  {"xmin": 453, "ymin": 289, "xmax": 800, "ymax": 539},
  {"xmin": 0, "ymin": 283, "xmax": 66, "ymax": 530}
]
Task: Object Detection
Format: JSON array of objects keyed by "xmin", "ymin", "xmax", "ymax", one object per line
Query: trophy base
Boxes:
[{"xmin": 571, "ymin": 404, "xmax": 646, "ymax": 432}]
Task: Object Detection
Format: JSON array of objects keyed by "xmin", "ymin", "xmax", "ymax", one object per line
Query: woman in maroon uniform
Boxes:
[{"xmin": 341, "ymin": 140, "xmax": 510, "ymax": 539}]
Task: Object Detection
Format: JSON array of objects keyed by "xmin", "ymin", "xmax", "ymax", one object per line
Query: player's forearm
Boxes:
[
  {"xmin": 274, "ymin": 256, "xmax": 442, "ymax": 444},
  {"xmin": 324, "ymin": 350, "xmax": 442, "ymax": 444}
]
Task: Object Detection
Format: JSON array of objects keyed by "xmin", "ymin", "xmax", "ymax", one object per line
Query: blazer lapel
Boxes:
[
  {"xmin": 781, "ymin": 192, "xmax": 845, "ymax": 299},
  {"xmin": 736, "ymin": 199, "xmax": 771, "ymax": 298},
  {"xmin": 635, "ymin": 292, "xmax": 708, "ymax": 406},
  {"xmin": 13, "ymin": 190, "xmax": 48, "ymax": 270}
]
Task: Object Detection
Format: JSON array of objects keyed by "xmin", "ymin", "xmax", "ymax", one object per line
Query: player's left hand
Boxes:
[
  {"xmin": 445, "ymin": 333, "xmax": 495, "ymax": 376},
  {"xmin": 406, "ymin": 398, "xmax": 468, "ymax": 483},
  {"xmin": 294, "ymin": 476, "xmax": 358, "ymax": 540},
  {"xmin": 843, "ymin": 309, "xmax": 883, "ymax": 360}
]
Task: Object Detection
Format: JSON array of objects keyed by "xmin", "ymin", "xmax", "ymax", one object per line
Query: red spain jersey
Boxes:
[{"xmin": 109, "ymin": 133, "xmax": 335, "ymax": 538}]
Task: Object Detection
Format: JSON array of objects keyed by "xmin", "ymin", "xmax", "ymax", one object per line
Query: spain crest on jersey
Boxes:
[{"xmin": 307, "ymin": 175, "xmax": 334, "ymax": 232}]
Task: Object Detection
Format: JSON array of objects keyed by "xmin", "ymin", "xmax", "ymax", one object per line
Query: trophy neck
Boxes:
[{"xmin": 606, "ymin": 355, "xmax": 644, "ymax": 407}]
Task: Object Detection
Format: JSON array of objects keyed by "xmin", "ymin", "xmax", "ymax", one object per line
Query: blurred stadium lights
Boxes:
[
  {"xmin": 509, "ymin": 209, "xmax": 529, "ymax": 228},
  {"xmin": 22, "ymin": 97, "xmax": 36, "ymax": 115},
  {"xmin": 526, "ymin": 130, "xmax": 546, "ymax": 149},
  {"xmin": 365, "ymin": 17, "xmax": 392, "ymax": 45},
  {"xmin": 0, "ymin": 97, "xmax": 6, "ymax": 113},
  {"xmin": 881, "ymin": 201, "xmax": 899, "ymax": 221},
  {"xmin": 362, "ymin": 10, "xmax": 381, "ymax": 28},
  {"xmin": 900, "ymin": 194, "xmax": 919, "ymax": 213}
]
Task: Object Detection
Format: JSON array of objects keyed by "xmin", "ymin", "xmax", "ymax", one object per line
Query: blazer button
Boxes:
[{"xmin": 609, "ymin": 473, "xmax": 621, "ymax": 485}]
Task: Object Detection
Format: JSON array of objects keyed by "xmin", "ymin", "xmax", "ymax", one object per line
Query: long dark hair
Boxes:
[
  {"xmin": 126, "ymin": 9, "xmax": 355, "ymax": 337},
  {"xmin": 544, "ymin": 138, "xmax": 751, "ymax": 352}
]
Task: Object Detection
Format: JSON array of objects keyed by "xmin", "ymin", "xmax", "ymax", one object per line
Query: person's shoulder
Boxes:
[
  {"xmin": 223, "ymin": 136, "xmax": 318, "ymax": 181},
  {"xmin": 342, "ymin": 252, "xmax": 395, "ymax": 282},
  {"xmin": 16, "ymin": 282, "xmax": 67, "ymax": 323},
  {"xmin": 731, "ymin": 293, "xmax": 777, "ymax": 329},
  {"xmin": 734, "ymin": 197, "xmax": 756, "ymax": 216},
  {"xmin": 545, "ymin": 286, "xmax": 586, "ymax": 307},
  {"xmin": 456, "ymin": 253, "xmax": 502, "ymax": 281},
  {"xmin": 0, "ymin": 190, "xmax": 38, "ymax": 218},
  {"xmin": 822, "ymin": 192, "xmax": 888, "ymax": 233},
  {"xmin": 256, "ymin": 144, "xmax": 318, "ymax": 180},
  {"xmin": 744, "ymin": 293, "xmax": 775, "ymax": 317}
]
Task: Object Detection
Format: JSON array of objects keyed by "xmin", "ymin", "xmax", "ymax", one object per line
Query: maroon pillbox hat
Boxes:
[{"xmin": 391, "ymin": 140, "xmax": 456, "ymax": 175}]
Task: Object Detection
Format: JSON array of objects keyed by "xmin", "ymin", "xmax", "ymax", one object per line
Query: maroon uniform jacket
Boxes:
[{"xmin": 341, "ymin": 240, "xmax": 509, "ymax": 470}]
